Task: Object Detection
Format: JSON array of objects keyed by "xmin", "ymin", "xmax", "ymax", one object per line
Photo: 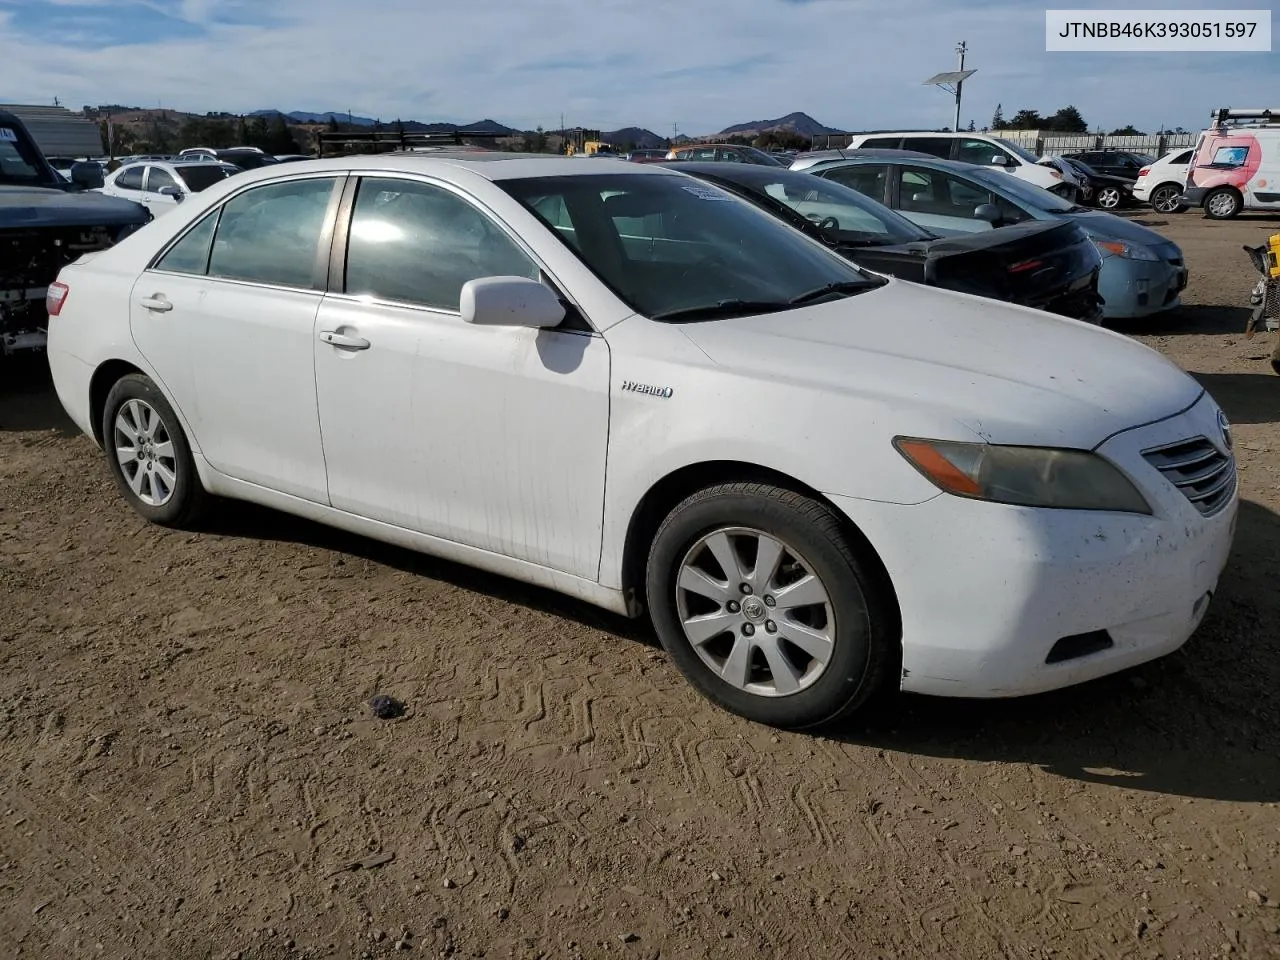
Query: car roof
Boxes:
[
  {"xmin": 804, "ymin": 154, "xmax": 991, "ymax": 175},
  {"xmin": 201, "ymin": 153, "xmax": 684, "ymax": 184}
]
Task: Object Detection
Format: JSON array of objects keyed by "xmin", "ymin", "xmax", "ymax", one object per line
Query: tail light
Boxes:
[
  {"xmin": 46, "ymin": 281, "xmax": 70, "ymax": 317},
  {"xmin": 1008, "ymin": 259, "xmax": 1045, "ymax": 274},
  {"xmin": 1138, "ymin": 167, "xmax": 1150, "ymax": 177}
]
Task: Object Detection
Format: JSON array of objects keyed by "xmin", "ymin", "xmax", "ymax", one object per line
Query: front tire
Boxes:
[
  {"xmin": 1203, "ymin": 187, "xmax": 1242, "ymax": 220},
  {"xmin": 101, "ymin": 373, "xmax": 208, "ymax": 527},
  {"xmin": 1095, "ymin": 186, "xmax": 1122, "ymax": 210},
  {"xmin": 1149, "ymin": 183, "xmax": 1184, "ymax": 214},
  {"xmin": 645, "ymin": 482, "xmax": 897, "ymax": 729}
]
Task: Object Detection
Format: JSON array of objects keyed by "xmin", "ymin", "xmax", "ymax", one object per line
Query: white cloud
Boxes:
[{"xmin": 0, "ymin": 0, "xmax": 1273, "ymax": 135}]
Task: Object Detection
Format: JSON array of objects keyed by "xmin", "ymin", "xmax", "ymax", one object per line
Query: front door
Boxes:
[
  {"xmin": 130, "ymin": 174, "xmax": 343, "ymax": 503},
  {"xmin": 313, "ymin": 175, "xmax": 610, "ymax": 580},
  {"xmin": 141, "ymin": 165, "xmax": 183, "ymax": 217}
]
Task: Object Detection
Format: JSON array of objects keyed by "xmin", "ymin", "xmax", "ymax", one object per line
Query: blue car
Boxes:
[{"xmin": 790, "ymin": 152, "xmax": 1187, "ymax": 321}]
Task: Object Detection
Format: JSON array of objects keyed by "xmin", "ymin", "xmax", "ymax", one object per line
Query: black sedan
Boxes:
[
  {"xmin": 1060, "ymin": 156, "xmax": 1136, "ymax": 211},
  {"xmin": 669, "ymin": 162, "xmax": 1104, "ymax": 323}
]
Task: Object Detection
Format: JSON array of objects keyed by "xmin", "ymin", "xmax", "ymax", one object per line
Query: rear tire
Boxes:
[
  {"xmin": 101, "ymin": 373, "xmax": 209, "ymax": 528},
  {"xmin": 645, "ymin": 482, "xmax": 897, "ymax": 730},
  {"xmin": 1203, "ymin": 187, "xmax": 1242, "ymax": 220},
  {"xmin": 1095, "ymin": 186, "xmax": 1122, "ymax": 210},
  {"xmin": 1149, "ymin": 183, "xmax": 1184, "ymax": 214}
]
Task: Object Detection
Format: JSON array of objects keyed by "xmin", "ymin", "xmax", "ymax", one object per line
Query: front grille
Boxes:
[{"xmin": 1141, "ymin": 437, "xmax": 1236, "ymax": 516}]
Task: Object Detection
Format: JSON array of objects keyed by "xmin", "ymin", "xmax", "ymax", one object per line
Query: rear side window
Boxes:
[
  {"xmin": 154, "ymin": 211, "xmax": 219, "ymax": 275},
  {"xmin": 820, "ymin": 163, "xmax": 890, "ymax": 202},
  {"xmin": 860, "ymin": 137, "xmax": 901, "ymax": 149},
  {"xmin": 344, "ymin": 177, "xmax": 539, "ymax": 311},
  {"xmin": 207, "ymin": 177, "xmax": 338, "ymax": 288},
  {"xmin": 901, "ymin": 137, "xmax": 954, "ymax": 159},
  {"xmin": 1171, "ymin": 150, "xmax": 1193, "ymax": 165},
  {"xmin": 116, "ymin": 166, "xmax": 145, "ymax": 191}
]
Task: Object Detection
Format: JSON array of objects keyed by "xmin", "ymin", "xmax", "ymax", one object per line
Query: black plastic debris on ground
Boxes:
[{"xmin": 368, "ymin": 694, "xmax": 406, "ymax": 720}]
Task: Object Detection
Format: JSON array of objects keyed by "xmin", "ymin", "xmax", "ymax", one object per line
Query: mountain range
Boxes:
[{"xmin": 249, "ymin": 109, "xmax": 842, "ymax": 144}]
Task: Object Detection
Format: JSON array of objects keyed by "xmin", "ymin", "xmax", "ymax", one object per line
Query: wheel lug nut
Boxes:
[
  {"xmin": 740, "ymin": 583, "xmax": 752, "ymax": 595},
  {"xmin": 765, "ymin": 621, "xmax": 777, "ymax": 634},
  {"xmin": 764, "ymin": 596, "xmax": 776, "ymax": 607},
  {"xmin": 742, "ymin": 624, "xmax": 755, "ymax": 637},
  {"xmin": 726, "ymin": 601, "xmax": 740, "ymax": 613}
]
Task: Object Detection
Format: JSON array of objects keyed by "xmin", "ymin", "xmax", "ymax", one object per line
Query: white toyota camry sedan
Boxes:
[{"xmin": 45, "ymin": 154, "xmax": 1238, "ymax": 729}]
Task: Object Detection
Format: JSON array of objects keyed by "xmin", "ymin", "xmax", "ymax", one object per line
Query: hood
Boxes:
[
  {"xmin": 678, "ymin": 280, "xmax": 1201, "ymax": 449},
  {"xmin": 1065, "ymin": 209, "xmax": 1174, "ymax": 248},
  {"xmin": 0, "ymin": 185, "xmax": 150, "ymax": 228}
]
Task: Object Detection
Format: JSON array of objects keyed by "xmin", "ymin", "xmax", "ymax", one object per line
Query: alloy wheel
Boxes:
[
  {"xmin": 674, "ymin": 526, "xmax": 836, "ymax": 697},
  {"xmin": 113, "ymin": 399, "xmax": 178, "ymax": 507},
  {"xmin": 1151, "ymin": 185, "xmax": 1182, "ymax": 214},
  {"xmin": 1207, "ymin": 192, "xmax": 1239, "ymax": 218},
  {"xmin": 1096, "ymin": 187, "xmax": 1121, "ymax": 209}
]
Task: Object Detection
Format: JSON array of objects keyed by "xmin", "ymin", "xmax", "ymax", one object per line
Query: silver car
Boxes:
[{"xmin": 792, "ymin": 153, "xmax": 1186, "ymax": 321}]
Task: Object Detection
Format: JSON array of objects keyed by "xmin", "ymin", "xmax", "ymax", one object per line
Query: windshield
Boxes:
[
  {"xmin": 992, "ymin": 137, "xmax": 1042, "ymax": 164},
  {"xmin": 176, "ymin": 164, "xmax": 235, "ymax": 191},
  {"xmin": 0, "ymin": 126, "xmax": 46, "ymax": 184},
  {"xmin": 499, "ymin": 172, "xmax": 881, "ymax": 320},
  {"xmin": 967, "ymin": 166, "xmax": 1078, "ymax": 213},
  {"xmin": 696, "ymin": 167, "xmax": 930, "ymax": 246}
]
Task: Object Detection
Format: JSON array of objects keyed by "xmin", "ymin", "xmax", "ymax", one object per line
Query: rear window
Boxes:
[{"xmin": 176, "ymin": 165, "xmax": 235, "ymax": 192}]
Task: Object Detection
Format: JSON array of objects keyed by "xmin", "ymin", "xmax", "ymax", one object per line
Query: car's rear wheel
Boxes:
[
  {"xmin": 102, "ymin": 373, "xmax": 208, "ymax": 527},
  {"xmin": 1095, "ymin": 186, "xmax": 1122, "ymax": 209},
  {"xmin": 645, "ymin": 482, "xmax": 897, "ymax": 729},
  {"xmin": 1149, "ymin": 183, "xmax": 1184, "ymax": 214},
  {"xmin": 1204, "ymin": 187, "xmax": 1242, "ymax": 220}
]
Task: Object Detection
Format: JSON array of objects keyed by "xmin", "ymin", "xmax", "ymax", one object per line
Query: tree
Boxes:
[
  {"xmin": 1109, "ymin": 125, "xmax": 1144, "ymax": 136},
  {"xmin": 266, "ymin": 113, "xmax": 297, "ymax": 153},
  {"xmin": 966, "ymin": 119, "xmax": 975, "ymax": 132},
  {"xmin": 1009, "ymin": 109, "xmax": 1043, "ymax": 129},
  {"xmin": 1045, "ymin": 105, "xmax": 1087, "ymax": 132},
  {"xmin": 326, "ymin": 115, "xmax": 340, "ymax": 133},
  {"xmin": 991, "ymin": 103, "xmax": 1005, "ymax": 130}
]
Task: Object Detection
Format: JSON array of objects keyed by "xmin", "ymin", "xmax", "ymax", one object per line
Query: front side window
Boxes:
[
  {"xmin": 146, "ymin": 167, "xmax": 178, "ymax": 193},
  {"xmin": 207, "ymin": 177, "xmax": 337, "ymax": 288},
  {"xmin": 115, "ymin": 166, "xmax": 145, "ymax": 191},
  {"xmin": 0, "ymin": 127, "xmax": 42, "ymax": 183},
  {"xmin": 501, "ymin": 172, "xmax": 880, "ymax": 321},
  {"xmin": 1171, "ymin": 150, "xmax": 1193, "ymax": 165},
  {"xmin": 992, "ymin": 137, "xmax": 1042, "ymax": 164},
  {"xmin": 956, "ymin": 139, "xmax": 1004, "ymax": 166},
  {"xmin": 344, "ymin": 177, "xmax": 539, "ymax": 311},
  {"xmin": 740, "ymin": 170, "xmax": 928, "ymax": 245}
]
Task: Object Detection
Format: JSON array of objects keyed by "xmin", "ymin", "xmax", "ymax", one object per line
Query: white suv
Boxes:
[
  {"xmin": 1132, "ymin": 148, "xmax": 1195, "ymax": 214},
  {"xmin": 843, "ymin": 132, "xmax": 1072, "ymax": 196}
]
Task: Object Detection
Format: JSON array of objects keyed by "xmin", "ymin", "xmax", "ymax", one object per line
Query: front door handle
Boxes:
[
  {"xmin": 319, "ymin": 330, "xmax": 370, "ymax": 350},
  {"xmin": 138, "ymin": 296, "xmax": 173, "ymax": 312}
]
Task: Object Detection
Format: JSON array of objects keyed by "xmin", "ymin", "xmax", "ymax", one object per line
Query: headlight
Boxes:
[
  {"xmin": 1093, "ymin": 239, "xmax": 1159, "ymax": 262},
  {"xmin": 1047, "ymin": 169, "xmax": 1063, "ymax": 179},
  {"xmin": 894, "ymin": 438, "xmax": 1152, "ymax": 514}
]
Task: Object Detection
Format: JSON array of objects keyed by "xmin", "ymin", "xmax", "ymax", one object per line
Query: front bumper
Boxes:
[
  {"xmin": 828, "ymin": 393, "xmax": 1237, "ymax": 699},
  {"xmin": 1097, "ymin": 249, "xmax": 1187, "ymax": 319}
]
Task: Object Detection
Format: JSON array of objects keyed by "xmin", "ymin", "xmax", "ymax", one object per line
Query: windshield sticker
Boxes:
[
  {"xmin": 681, "ymin": 184, "xmax": 732, "ymax": 201},
  {"xmin": 0, "ymin": 127, "xmax": 18, "ymax": 142}
]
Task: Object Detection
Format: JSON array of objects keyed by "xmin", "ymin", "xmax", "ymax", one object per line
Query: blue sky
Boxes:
[{"xmin": 0, "ymin": 0, "xmax": 1274, "ymax": 134}]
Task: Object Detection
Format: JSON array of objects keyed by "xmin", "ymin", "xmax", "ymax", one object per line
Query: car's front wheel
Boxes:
[
  {"xmin": 1095, "ymin": 186, "xmax": 1123, "ymax": 209},
  {"xmin": 1203, "ymin": 187, "xmax": 1242, "ymax": 220},
  {"xmin": 102, "ymin": 373, "xmax": 208, "ymax": 527},
  {"xmin": 645, "ymin": 482, "xmax": 897, "ymax": 729}
]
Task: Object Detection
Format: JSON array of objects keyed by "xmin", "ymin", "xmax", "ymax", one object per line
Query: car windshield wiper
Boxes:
[
  {"xmin": 650, "ymin": 299, "xmax": 792, "ymax": 322},
  {"xmin": 787, "ymin": 279, "xmax": 885, "ymax": 305}
]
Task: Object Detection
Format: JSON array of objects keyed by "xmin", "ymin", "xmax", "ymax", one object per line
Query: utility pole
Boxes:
[{"xmin": 924, "ymin": 42, "xmax": 976, "ymax": 133}]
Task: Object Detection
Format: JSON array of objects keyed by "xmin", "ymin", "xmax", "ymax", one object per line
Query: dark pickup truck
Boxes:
[{"xmin": 1, "ymin": 110, "xmax": 151, "ymax": 355}]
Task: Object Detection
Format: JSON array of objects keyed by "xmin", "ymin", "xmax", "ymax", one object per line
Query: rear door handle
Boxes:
[
  {"xmin": 138, "ymin": 296, "xmax": 173, "ymax": 312},
  {"xmin": 319, "ymin": 330, "xmax": 370, "ymax": 350}
]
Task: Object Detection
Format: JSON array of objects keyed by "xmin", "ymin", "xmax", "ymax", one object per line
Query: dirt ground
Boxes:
[{"xmin": 2, "ymin": 210, "xmax": 1279, "ymax": 960}]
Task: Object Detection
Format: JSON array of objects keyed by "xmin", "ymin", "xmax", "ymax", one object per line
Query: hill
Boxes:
[
  {"xmin": 603, "ymin": 127, "xmax": 667, "ymax": 149},
  {"xmin": 250, "ymin": 110, "xmax": 517, "ymax": 135},
  {"xmin": 717, "ymin": 111, "xmax": 842, "ymax": 139}
]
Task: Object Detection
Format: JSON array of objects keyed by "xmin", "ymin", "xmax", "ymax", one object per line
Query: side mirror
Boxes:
[
  {"xmin": 460, "ymin": 276, "xmax": 566, "ymax": 328},
  {"xmin": 70, "ymin": 161, "xmax": 104, "ymax": 190},
  {"xmin": 973, "ymin": 203, "xmax": 1003, "ymax": 225},
  {"xmin": 989, "ymin": 154, "xmax": 1008, "ymax": 166},
  {"xmin": 158, "ymin": 185, "xmax": 185, "ymax": 202}
]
